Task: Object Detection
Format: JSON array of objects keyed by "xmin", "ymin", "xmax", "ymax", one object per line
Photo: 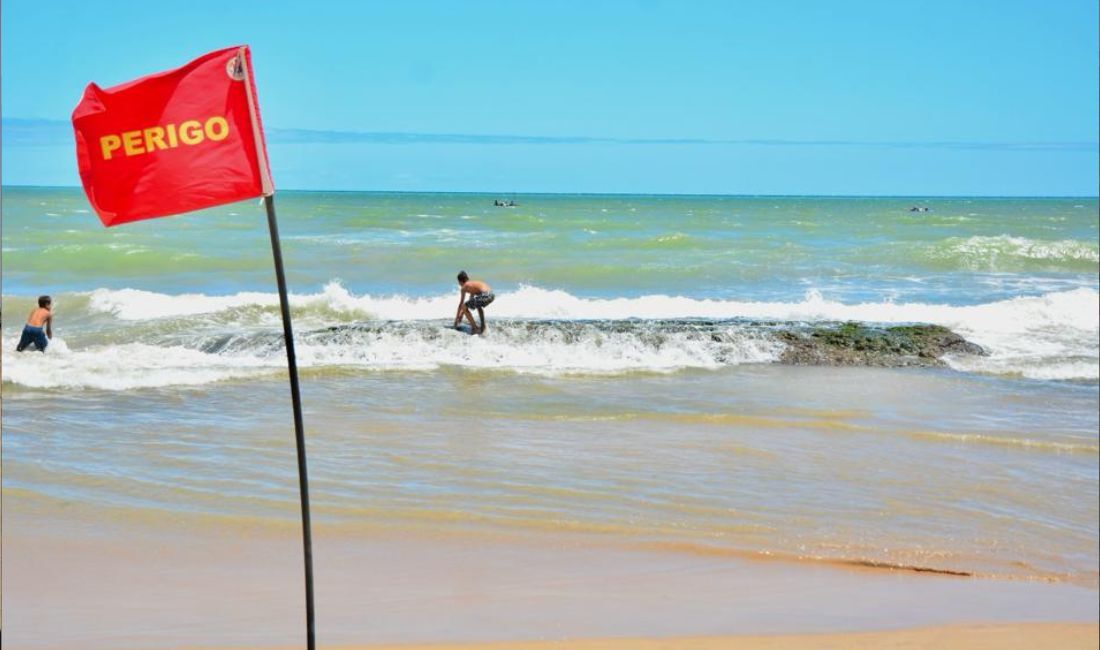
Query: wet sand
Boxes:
[
  {"xmin": 279, "ymin": 624, "xmax": 1100, "ymax": 650},
  {"xmin": 4, "ymin": 497, "xmax": 1097, "ymax": 650}
]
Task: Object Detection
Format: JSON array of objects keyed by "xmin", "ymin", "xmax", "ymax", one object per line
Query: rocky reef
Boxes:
[
  {"xmin": 775, "ymin": 322, "xmax": 986, "ymax": 367},
  {"xmin": 309, "ymin": 318, "xmax": 987, "ymax": 370}
]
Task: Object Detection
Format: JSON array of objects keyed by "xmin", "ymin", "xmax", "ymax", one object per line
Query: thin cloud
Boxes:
[
  {"xmin": 2, "ymin": 118, "xmax": 1094, "ymax": 152},
  {"xmin": 2, "ymin": 118, "xmax": 74, "ymax": 145}
]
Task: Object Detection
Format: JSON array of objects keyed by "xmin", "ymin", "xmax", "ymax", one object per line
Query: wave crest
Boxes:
[
  {"xmin": 927, "ymin": 235, "xmax": 1100, "ymax": 271},
  {"xmin": 4, "ymin": 284, "xmax": 1096, "ymax": 388}
]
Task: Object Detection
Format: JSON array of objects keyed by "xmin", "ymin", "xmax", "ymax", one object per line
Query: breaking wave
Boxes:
[
  {"xmin": 2, "ymin": 320, "xmax": 785, "ymax": 390},
  {"xmin": 3, "ymin": 283, "xmax": 1096, "ymax": 389}
]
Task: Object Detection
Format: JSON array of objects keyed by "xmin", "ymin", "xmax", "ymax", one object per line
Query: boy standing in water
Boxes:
[
  {"xmin": 453, "ymin": 271, "xmax": 494, "ymax": 334},
  {"xmin": 16, "ymin": 295, "xmax": 53, "ymax": 352}
]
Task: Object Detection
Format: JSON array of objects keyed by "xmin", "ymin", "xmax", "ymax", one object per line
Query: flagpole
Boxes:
[{"xmin": 264, "ymin": 193, "xmax": 316, "ymax": 650}]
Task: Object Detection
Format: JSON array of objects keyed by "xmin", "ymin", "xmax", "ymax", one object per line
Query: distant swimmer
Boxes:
[
  {"xmin": 453, "ymin": 270, "xmax": 494, "ymax": 335},
  {"xmin": 16, "ymin": 295, "xmax": 53, "ymax": 352}
]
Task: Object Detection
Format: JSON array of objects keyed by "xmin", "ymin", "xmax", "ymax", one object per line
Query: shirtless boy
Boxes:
[
  {"xmin": 17, "ymin": 295, "xmax": 53, "ymax": 352},
  {"xmin": 453, "ymin": 271, "xmax": 494, "ymax": 334}
]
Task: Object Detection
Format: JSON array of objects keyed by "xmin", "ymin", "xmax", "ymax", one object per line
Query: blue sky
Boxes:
[{"xmin": 2, "ymin": 0, "xmax": 1097, "ymax": 195}]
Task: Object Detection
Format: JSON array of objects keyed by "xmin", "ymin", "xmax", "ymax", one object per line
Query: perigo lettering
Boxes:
[{"xmin": 99, "ymin": 116, "xmax": 231, "ymax": 160}]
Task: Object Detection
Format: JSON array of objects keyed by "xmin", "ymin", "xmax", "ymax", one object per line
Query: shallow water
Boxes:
[{"xmin": 4, "ymin": 365, "xmax": 1097, "ymax": 584}]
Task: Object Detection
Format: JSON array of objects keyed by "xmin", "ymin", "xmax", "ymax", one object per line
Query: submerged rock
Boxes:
[
  {"xmin": 777, "ymin": 322, "xmax": 986, "ymax": 367},
  {"xmin": 315, "ymin": 319, "xmax": 986, "ymax": 370}
]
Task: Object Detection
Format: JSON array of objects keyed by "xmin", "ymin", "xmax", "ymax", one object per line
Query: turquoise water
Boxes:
[
  {"xmin": 2, "ymin": 187, "xmax": 1098, "ymax": 585},
  {"xmin": 3, "ymin": 187, "xmax": 1097, "ymax": 301}
]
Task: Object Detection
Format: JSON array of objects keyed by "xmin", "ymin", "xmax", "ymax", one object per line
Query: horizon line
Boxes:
[{"xmin": 4, "ymin": 184, "xmax": 1097, "ymax": 200}]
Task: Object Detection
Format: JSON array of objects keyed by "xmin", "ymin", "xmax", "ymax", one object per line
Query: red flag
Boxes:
[{"xmin": 72, "ymin": 45, "xmax": 273, "ymax": 227}]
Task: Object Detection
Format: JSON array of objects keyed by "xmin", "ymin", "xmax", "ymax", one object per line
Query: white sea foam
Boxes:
[
  {"xmin": 299, "ymin": 324, "xmax": 782, "ymax": 374},
  {"xmin": 7, "ymin": 284, "xmax": 1096, "ymax": 388},
  {"xmin": 84, "ymin": 281, "xmax": 1096, "ymax": 328},
  {"xmin": 87, "ymin": 283, "xmax": 377, "ymax": 322},
  {"xmin": 2, "ymin": 324, "xmax": 783, "ymax": 390},
  {"xmin": 2, "ymin": 339, "xmax": 271, "ymax": 390},
  {"xmin": 934, "ymin": 235, "xmax": 1100, "ymax": 267}
]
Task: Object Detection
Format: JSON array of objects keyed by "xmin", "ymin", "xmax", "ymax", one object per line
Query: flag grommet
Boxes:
[{"xmin": 226, "ymin": 54, "xmax": 245, "ymax": 81}]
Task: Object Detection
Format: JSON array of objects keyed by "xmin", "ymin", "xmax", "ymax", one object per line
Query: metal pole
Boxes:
[{"xmin": 264, "ymin": 193, "xmax": 316, "ymax": 650}]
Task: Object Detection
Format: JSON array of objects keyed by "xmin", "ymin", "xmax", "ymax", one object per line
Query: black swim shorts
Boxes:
[{"xmin": 466, "ymin": 292, "xmax": 495, "ymax": 310}]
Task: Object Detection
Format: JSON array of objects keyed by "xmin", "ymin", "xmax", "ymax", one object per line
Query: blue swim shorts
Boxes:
[{"xmin": 16, "ymin": 324, "xmax": 48, "ymax": 352}]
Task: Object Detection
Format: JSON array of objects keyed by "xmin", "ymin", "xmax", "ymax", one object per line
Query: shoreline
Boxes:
[
  {"xmin": 7, "ymin": 485, "xmax": 1097, "ymax": 587},
  {"xmin": 3, "ymin": 183, "xmax": 1099, "ymax": 200},
  {"xmin": 5, "ymin": 501, "xmax": 1097, "ymax": 649}
]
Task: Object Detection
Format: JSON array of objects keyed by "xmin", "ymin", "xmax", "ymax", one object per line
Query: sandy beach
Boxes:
[
  {"xmin": 221, "ymin": 624, "xmax": 1100, "ymax": 650},
  {"xmin": 4, "ymin": 491, "xmax": 1098, "ymax": 650}
]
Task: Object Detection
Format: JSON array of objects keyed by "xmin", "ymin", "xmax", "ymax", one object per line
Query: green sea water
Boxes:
[{"xmin": 3, "ymin": 187, "xmax": 1096, "ymax": 301}]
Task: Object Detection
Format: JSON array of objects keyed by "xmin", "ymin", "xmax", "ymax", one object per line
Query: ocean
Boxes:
[{"xmin": 3, "ymin": 187, "xmax": 1098, "ymax": 588}]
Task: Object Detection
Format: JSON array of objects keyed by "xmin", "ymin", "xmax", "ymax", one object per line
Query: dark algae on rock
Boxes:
[{"xmin": 777, "ymin": 322, "xmax": 987, "ymax": 367}]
